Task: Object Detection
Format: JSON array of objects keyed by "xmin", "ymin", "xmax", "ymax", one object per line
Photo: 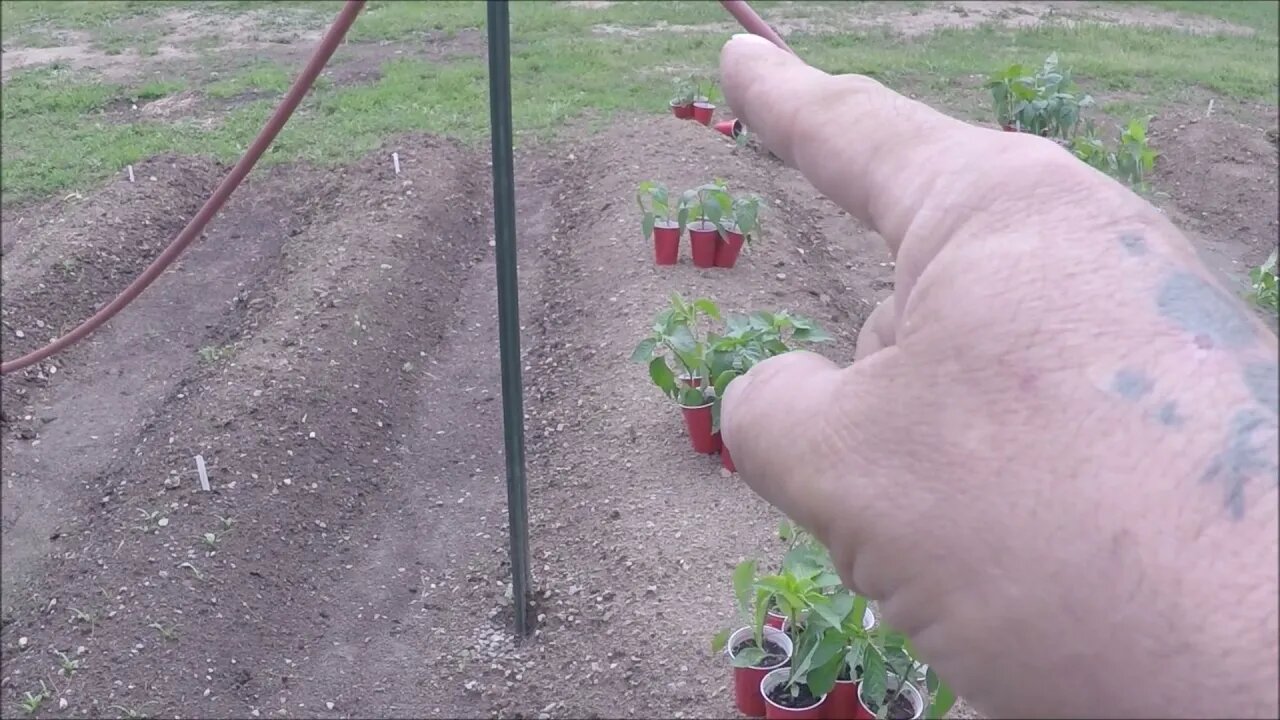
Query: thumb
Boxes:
[{"xmin": 721, "ymin": 348, "xmax": 909, "ymax": 576}]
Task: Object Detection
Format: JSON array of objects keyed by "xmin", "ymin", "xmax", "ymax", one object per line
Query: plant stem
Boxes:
[{"xmin": 883, "ymin": 659, "xmax": 916, "ymax": 720}]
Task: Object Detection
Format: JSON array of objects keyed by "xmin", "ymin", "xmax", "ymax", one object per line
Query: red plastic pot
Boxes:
[
  {"xmin": 715, "ymin": 229, "xmax": 745, "ymax": 268},
  {"xmin": 762, "ymin": 668, "xmax": 828, "ymax": 720},
  {"xmin": 688, "ymin": 221, "xmax": 718, "ymax": 269},
  {"xmin": 856, "ymin": 678, "xmax": 923, "ymax": 720},
  {"xmin": 764, "ymin": 607, "xmax": 786, "ymax": 630},
  {"xmin": 1001, "ymin": 124, "xmax": 1017, "ymax": 132},
  {"xmin": 729, "ymin": 626, "xmax": 793, "ymax": 718},
  {"xmin": 720, "ymin": 436, "xmax": 736, "ymax": 472},
  {"xmin": 715, "ymin": 118, "xmax": 744, "ymax": 138},
  {"xmin": 692, "ymin": 101, "xmax": 715, "ymax": 125},
  {"xmin": 681, "ymin": 401, "xmax": 719, "ymax": 454},
  {"xmin": 827, "ymin": 679, "xmax": 861, "ymax": 720},
  {"xmin": 671, "ymin": 100, "xmax": 694, "ymax": 120},
  {"xmin": 652, "ymin": 222, "xmax": 680, "ymax": 265}
]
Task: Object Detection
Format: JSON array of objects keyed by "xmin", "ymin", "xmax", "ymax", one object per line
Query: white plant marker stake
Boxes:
[
  {"xmin": 195, "ymin": 454, "xmax": 210, "ymax": 492},
  {"xmin": 392, "ymin": 152, "xmax": 401, "ymax": 175},
  {"xmin": 1206, "ymin": 99, "xmax": 1215, "ymax": 117},
  {"xmin": 127, "ymin": 165, "xmax": 135, "ymax": 183}
]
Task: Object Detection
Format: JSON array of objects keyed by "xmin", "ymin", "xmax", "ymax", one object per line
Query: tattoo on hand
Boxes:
[
  {"xmin": 1155, "ymin": 401, "xmax": 1184, "ymax": 427},
  {"xmin": 1111, "ymin": 368, "xmax": 1154, "ymax": 401},
  {"xmin": 1157, "ymin": 271, "xmax": 1258, "ymax": 351},
  {"xmin": 1201, "ymin": 408, "xmax": 1279, "ymax": 521},
  {"xmin": 1243, "ymin": 362, "xmax": 1278, "ymax": 417},
  {"xmin": 1118, "ymin": 233, "xmax": 1147, "ymax": 257}
]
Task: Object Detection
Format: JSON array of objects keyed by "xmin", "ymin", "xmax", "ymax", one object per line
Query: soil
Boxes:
[
  {"xmin": 593, "ymin": 0, "xmax": 1255, "ymax": 40},
  {"xmin": 864, "ymin": 689, "xmax": 918, "ymax": 720},
  {"xmin": 766, "ymin": 680, "xmax": 820, "ymax": 709},
  {"xmin": 1145, "ymin": 105, "xmax": 1280, "ymax": 303},
  {"xmin": 0, "ymin": 42, "xmax": 1277, "ymax": 720},
  {"xmin": 732, "ymin": 638, "xmax": 787, "ymax": 669},
  {"xmin": 1, "ymin": 8, "xmax": 483, "ymax": 85}
]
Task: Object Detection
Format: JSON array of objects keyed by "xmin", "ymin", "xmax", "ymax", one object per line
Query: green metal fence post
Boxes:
[{"xmin": 485, "ymin": 0, "xmax": 532, "ymax": 638}]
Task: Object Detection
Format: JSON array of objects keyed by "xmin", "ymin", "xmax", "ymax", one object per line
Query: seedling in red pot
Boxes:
[
  {"xmin": 716, "ymin": 193, "xmax": 763, "ymax": 269},
  {"xmin": 669, "ymin": 76, "xmax": 696, "ymax": 119},
  {"xmin": 637, "ymin": 181, "xmax": 688, "ymax": 266},
  {"xmin": 708, "ymin": 311, "xmax": 832, "ymax": 463},
  {"xmin": 692, "ymin": 78, "xmax": 720, "ymax": 126},
  {"xmin": 682, "ymin": 181, "xmax": 731, "ymax": 269},
  {"xmin": 631, "ymin": 293, "xmax": 722, "ymax": 453},
  {"xmin": 733, "ymin": 548, "xmax": 843, "ymax": 719}
]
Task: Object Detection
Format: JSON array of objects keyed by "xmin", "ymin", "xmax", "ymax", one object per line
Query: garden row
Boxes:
[{"xmin": 637, "ymin": 69, "xmax": 956, "ymax": 718}]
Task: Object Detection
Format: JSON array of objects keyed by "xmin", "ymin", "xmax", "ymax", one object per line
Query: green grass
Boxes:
[
  {"xmin": 1119, "ymin": 0, "xmax": 1280, "ymax": 36},
  {"xmin": 205, "ymin": 63, "xmax": 293, "ymax": 99},
  {"xmin": 1, "ymin": 0, "xmax": 1276, "ymax": 205}
]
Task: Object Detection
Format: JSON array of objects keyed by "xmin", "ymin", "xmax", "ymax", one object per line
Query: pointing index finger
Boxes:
[{"xmin": 718, "ymin": 34, "xmax": 984, "ymax": 257}]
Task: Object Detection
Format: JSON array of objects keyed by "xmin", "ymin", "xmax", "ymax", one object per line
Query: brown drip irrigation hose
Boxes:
[
  {"xmin": 718, "ymin": 0, "xmax": 796, "ymax": 55},
  {"xmin": 0, "ymin": 0, "xmax": 366, "ymax": 375},
  {"xmin": 0, "ymin": 0, "xmax": 787, "ymax": 375}
]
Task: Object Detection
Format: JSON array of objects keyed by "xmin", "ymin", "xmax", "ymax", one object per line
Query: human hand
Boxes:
[{"xmin": 718, "ymin": 34, "xmax": 1278, "ymax": 719}]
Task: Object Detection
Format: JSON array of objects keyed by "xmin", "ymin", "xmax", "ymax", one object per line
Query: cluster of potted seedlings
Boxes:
[
  {"xmin": 637, "ymin": 180, "xmax": 762, "ymax": 269},
  {"xmin": 668, "ymin": 74, "xmax": 746, "ymax": 140},
  {"xmin": 712, "ymin": 524, "xmax": 958, "ymax": 720},
  {"xmin": 670, "ymin": 75, "xmax": 719, "ymax": 125},
  {"xmin": 630, "ymin": 294, "xmax": 830, "ymax": 472}
]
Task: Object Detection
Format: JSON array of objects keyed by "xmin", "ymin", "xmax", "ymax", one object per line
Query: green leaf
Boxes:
[
  {"xmin": 714, "ymin": 370, "xmax": 738, "ymax": 399},
  {"xmin": 668, "ymin": 324, "xmax": 697, "ymax": 356},
  {"xmin": 850, "ymin": 594, "xmax": 869, "ymax": 631},
  {"xmin": 694, "ymin": 298, "xmax": 722, "ymax": 321},
  {"xmin": 814, "ymin": 571, "xmax": 843, "ymax": 589},
  {"xmin": 732, "ymin": 646, "xmax": 767, "ymax": 668},
  {"xmin": 649, "ymin": 357, "xmax": 677, "ymax": 398},
  {"xmin": 778, "ymin": 519, "xmax": 794, "ymax": 542},
  {"xmin": 810, "ymin": 596, "xmax": 847, "ymax": 628},
  {"xmin": 824, "ymin": 592, "xmax": 854, "ymax": 624},
  {"xmin": 641, "ymin": 211, "xmax": 655, "ymax": 241},
  {"xmin": 925, "ymin": 666, "xmax": 940, "ymax": 693},
  {"xmin": 630, "ymin": 337, "xmax": 657, "ymax": 364},
  {"xmin": 752, "ymin": 588, "xmax": 771, "ymax": 645},
  {"xmin": 860, "ymin": 649, "xmax": 886, "ymax": 714},
  {"xmin": 926, "ymin": 677, "xmax": 956, "ymax": 719},
  {"xmin": 732, "ymin": 560, "xmax": 757, "ymax": 613},
  {"xmin": 679, "ymin": 386, "xmax": 707, "ymax": 407},
  {"xmin": 711, "ymin": 628, "xmax": 730, "ymax": 654},
  {"xmin": 805, "ymin": 635, "xmax": 846, "ymax": 697}
]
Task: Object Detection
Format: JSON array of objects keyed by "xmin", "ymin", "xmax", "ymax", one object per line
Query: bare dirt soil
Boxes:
[
  {"xmin": 592, "ymin": 0, "xmax": 1256, "ymax": 39},
  {"xmin": 0, "ymin": 6, "xmax": 483, "ymax": 85}
]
